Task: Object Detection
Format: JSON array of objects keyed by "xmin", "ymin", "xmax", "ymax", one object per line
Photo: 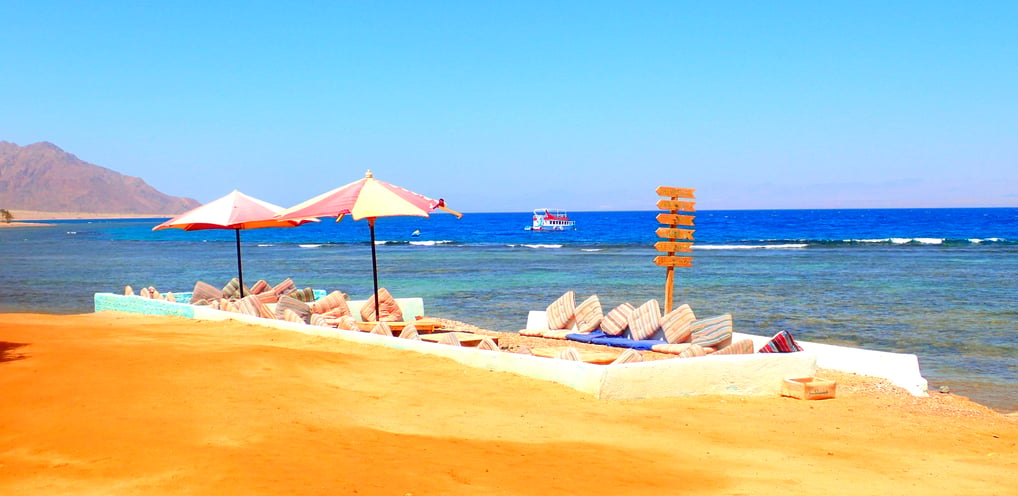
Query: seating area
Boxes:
[{"xmin": 522, "ymin": 290, "xmax": 803, "ymax": 360}]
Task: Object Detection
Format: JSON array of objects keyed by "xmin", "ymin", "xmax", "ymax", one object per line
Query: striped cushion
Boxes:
[
  {"xmin": 309, "ymin": 314, "xmax": 330, "ymax": 327},
  {"xmin": 662, "ymin": 304, "xmax": 697, "ymax": 343},
  {"xmin": 361, "ymin": 288, "xmax": 404, "ymax": 322},
  {"xmin": 540, "ymin": 329, "xmax": 574, "ymax": 340},
  {"xmin": 601, "ymin": 302, "xmax": 635, "ymax": 336},
  {"xmin": 272, "ymin": 277, "xmax": 296, "ymax": 297},
  {"xmin": 398, "ymin": 324, "xmax": 420, "ymax": 340},
  {"xmin": 573, "ymin": 295, "xmax": 603, "ymax": 333},
  {"xmin": 628, "ymin": 299, "xmax": 662, "ymax": 341},
  {"xmin": 192, "ymin": 281, "xmax": 223, "ymax": 303},
  {"xmin": 477, "ymin": 337, "xmax": 500, "ymax": 351},
  {"xmin": 546, "ymin": 291, "xmax": 576, "ymax": 330},
  {"xmin": 555, "ymin": 347, "xmax": 582, "ymax": 361},
  {"xmin": 282, "ymin": 308, "xmax": 305, "ymax": 324},
  {"xmin": 610, "ymin": 348, "xmax": 644, "ymax": 365},
  {"xmin": 250, "ymin": 279, "xmax": 270, "ymax": 294},
  {"xmin": 438, "ymin": 332, "xmax": 461, "ymax": 346},
  {"xmin": 275, "ymin": 296, "xmax": 311, "ymax": 323},
  {"xmin": 758, "ymin": 330, "xmax": 804, "ymax": 353},
  {"xmin": 714, "ymin": 339, "xmax": 754, "ymax": 355},
  {"xmin": 651, "ymin": 343, "xmax": 693, "ymax": 355},
  {"xmin": 678, "ymin": 344, "xmax": 708, "ymax": 358},
  {"xmin": 370, "ymin": 322, "xmax": 393, "ymax": 337},
  {"xmin": 311, "ymin": 290, "xmax": 350, "ymax": 316},
  {"xmin": 689, "ymin": 314, "xmax": 734, "ymax": 348},
  {"xmin": 327, "ymin": 315, "xmax": 357, "ymax": 330}
]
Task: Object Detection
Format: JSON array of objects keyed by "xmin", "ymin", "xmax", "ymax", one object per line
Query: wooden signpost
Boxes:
[{"xmin": 655, "ymin": 186, "xmax": 695, "ymax": 312}]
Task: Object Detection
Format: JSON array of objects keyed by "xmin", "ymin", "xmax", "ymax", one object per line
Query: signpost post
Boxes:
[{"xmin": 654, "ymin": 186, "xmax": 695, "ymax": 312}]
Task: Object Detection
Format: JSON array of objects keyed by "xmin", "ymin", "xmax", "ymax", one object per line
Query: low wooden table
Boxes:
[{"xmin": 354, "ymin": 321, "xmax": 441, "ymax": 333}]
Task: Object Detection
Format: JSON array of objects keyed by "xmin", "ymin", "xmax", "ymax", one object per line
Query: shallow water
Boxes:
[{"xmin": 1, "ymin": 208, "xmax": 1015, "ymax": 412}]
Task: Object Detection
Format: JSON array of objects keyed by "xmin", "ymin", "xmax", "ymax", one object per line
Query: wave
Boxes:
[
  {"xmin": 409, "ymin": 240, "xmax": 454, "ymax": 246},
  {"xmin": 506, "ymin": 243, "xmax": 563, "ymax": 249},
  {"xmin": 298, "ymin": 244, "xmax": 323, "ymax": 248},
  {"xmin": 696, "ymin": 244, "xmax": 808, "ymax": 250}
]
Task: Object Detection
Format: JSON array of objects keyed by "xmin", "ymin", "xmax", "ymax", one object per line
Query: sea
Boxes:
[{"xmin": 1, "ymin": 208, "xmax": 1015, "ymax": 413}]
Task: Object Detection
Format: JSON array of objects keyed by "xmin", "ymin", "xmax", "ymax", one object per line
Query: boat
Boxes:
[
  {"xmin": 411, "ymin": 229, "xmax": 421, "ymax": 237},
  {"xmin": 525, "ymin": 208, "xmax": 576, "ymax": 231}
]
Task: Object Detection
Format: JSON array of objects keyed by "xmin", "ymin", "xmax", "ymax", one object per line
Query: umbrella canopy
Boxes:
[
  {"xmin": 277, "ymin": 170, "xmax": 461, "ymax": 319},
  {"xmin": 153, "ymin": 190, "xmax": 319, "ymax": 297}
]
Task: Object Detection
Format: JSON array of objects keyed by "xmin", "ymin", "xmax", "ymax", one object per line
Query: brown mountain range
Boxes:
[{"xmin": 0, "ymin": 141, "xmax": 200, "ymax": 215}]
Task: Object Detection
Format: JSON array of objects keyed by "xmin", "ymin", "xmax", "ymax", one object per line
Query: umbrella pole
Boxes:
[
  {"xmin": 368, "ymin": 218, "xmax": 380, "ymax": 320},
  {"xmin": 235, "ymin": 228, "xmax": 245, "ymax": 298}
]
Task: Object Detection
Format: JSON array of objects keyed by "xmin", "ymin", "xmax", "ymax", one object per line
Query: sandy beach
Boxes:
[
  {"xmin": 0, "ymin": 210, "xmax": 173, "ymax": 227},
  {"xmin": 1, "ymin": 312, "xmax": 1014, "ymax": 495}
]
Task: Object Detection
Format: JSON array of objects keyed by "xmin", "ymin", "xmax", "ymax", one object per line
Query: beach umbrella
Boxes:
[
  {"xmin": 276, "ymin": 170, "xmax": 462, "ymax": 320},
  {"xmin": 153, "ymin": 190, "xmax": 319, "ymax": 297}
]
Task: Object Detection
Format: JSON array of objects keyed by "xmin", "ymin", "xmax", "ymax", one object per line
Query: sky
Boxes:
[{"xmin": 2, "ymin": 1, "xmax": 1015, "ymax": 212}]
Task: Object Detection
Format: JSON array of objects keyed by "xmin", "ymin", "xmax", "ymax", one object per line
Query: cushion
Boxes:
[
  {"xmin": 237, "ymin": 294, "xmax": 274, "ymax": 320},
  {"xmin": 370, "ymin": 322, "xmax": 393, "ymax": 337},
  {"xmin": 589, "ymin": 335, "xmax": 663, "ymax": 351},
  {"xmin": 360, "ymin": 288, "xmax": 404, "ymax": 322},
  {"xmin": 566, "ymin": 330, "xmax": 606, "ymax": 344},
  {"xmin": 540, "ymin": 329, "xmax": 574, "ymax": 340},
  {"xmin": 192, "ymin": 281, "xmax": 223, "ymax": 303},
  {"xmin": 398, "ymin": 324, "xmax": 420, "ymax": 340},
  {"xmin": 573, "ymin": 295, "xmax": 603, "ymax": 333},
  {"xmin": 309, "ymin": 314, "xmax": 330, "ymax": 327},
  {"xmin": 476, "ymin": 337, "xmax": 500, "ymax": 351},
  {"xmin": 311, "ymin": 290, "xmax": 350, "ymax": 316},
  {"xmin": 272, "ymin": 277, "xmax": 296, "ymax": 296},
  {"xmin": 600, "ymin": 303, "xmax": 635, "ymax": 336},
  {"xmin": 678, "ymin": 344, "xmax": 708, "ymax": 358},
  {"xmin": 611, "ymin": 348, "xmax": 644, "ymax": 365},
  {"xmin": 555, "ymin": 347, "xmax": 582, "ymax": 361},
  {"xmin": 282, "ymin": 308, "xmax": 305, "ymax": 324},
  {"xmin": 275, "ymin": 296, "xmax": 311, "ymax": 323},
  {"xmin": 438, "ymin": 332, "xmax": 461, "ymax": 346},
  {"xmin": 546, "ymin": 291, "xmax": 576, "ymax": 330},
  {"xmin": 714, "ymin": 339, "xmax": 755, "ymax": 355},
  {"xmin": 628, "ymin": 299, "xmax": 662, "ymax": 341},
  {"xmin": 250, "ymin": 279, "xmax": 270, "ymax": 294},
  {"xmin": 689, "ymin": 314, "xmax": 734, "ymax": 349},
  {"xmin": 327, "ymin": 315, "xmax": 358, "ymax": 330},
  {"xmin": 651, "ymin": 343, "xmax": 693, "ymax": 355},
  {"xmin": 662, "ymin": 304, "xmax": 697, "ymax": 343},
  {"xmin": 758, "ymin": 330, "xmax": 804, "ymax": 353}
]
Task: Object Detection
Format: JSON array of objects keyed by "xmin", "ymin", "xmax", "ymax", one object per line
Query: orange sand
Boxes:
[{"xmin": 1, "ymin": 313, "xmax": 1015, "ymax": 495}]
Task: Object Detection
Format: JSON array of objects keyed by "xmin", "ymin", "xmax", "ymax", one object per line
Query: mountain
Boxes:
[{"xmin": 0, "ymin": 141, "xmax": 200, "ymax": 215}]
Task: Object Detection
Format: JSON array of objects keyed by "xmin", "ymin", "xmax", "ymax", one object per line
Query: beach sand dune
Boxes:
[{"xmin": 1, "ymin": 313, "xmax": 1015, "ymax": 495}]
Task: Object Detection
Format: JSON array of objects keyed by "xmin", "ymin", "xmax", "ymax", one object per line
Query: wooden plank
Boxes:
[
  {"xmin": 656, "ymin": 213, "xmax": 696, "ymax": 226},
  {"xmin": 656, "ymin": 199, "xmax": 697, "ymax": 212},
  {"xmin": 654, "ymin": 241, "xmax": 693, "ymax": 253},
  {"xmin": 656, "ymin": 186, "xmax": 696, "ymax": 199},
  {"xmin": 656, "ymin": 227, "xmax": 695, "ymax": 240},
  {"xmin": 654, "ymin": 256, "xmax": 693, "ymax": 268}
]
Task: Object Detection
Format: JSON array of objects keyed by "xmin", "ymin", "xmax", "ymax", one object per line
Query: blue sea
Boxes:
[{"xmin": 1, "ymin": 208, "xmax": 1015, "ymax": 412}]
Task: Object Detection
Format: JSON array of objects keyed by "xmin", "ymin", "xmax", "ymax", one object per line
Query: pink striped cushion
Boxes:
[
  {"xmin": 398, "ymin": 324, "xmax": 420, "ymax": 340},
  {"xmin": 714, "ymin": 339, "xmax": 754, "ymax": 355},
  {"xmin": 555, "ymin": 347, "xmax": 582, "ymax": 361},
  {"xmin": 370, "ymin": 322, "xmax": 393, "ymax": 337},
  {"xmin": 628, "ymin": 299, "xmax": 662, "ymax": 341},
  {"xmin": 689, "ymin": 314, "xmax": 734, "ymax": 348},
  {"xmin": 601, "ymin": 302, "xmax": 635, "ymax": 336},
  {"xmin": 477, "ymin": 337, "xmax": 499, "ymax": 351},
  {"xmin": 546, "ymin": 291, "xmax": 576, "ymax": 330},
  {"xmin": 610, "ymin": 348, "xmax": 644, "ymax": 365},
  {"xmin": 662, "ymin": 304, "xmax": 696, "ymax": 343},
  {"xmin": 651, "ymin": 343, "xmax": 693, "ymax": 355},
  {"xmin": 573, "ymin": 295, "xmax": 603, "ymax": 333},
  {"xmin": 678, "ymin": 344, "xmax": 708, "ymax": 358}
]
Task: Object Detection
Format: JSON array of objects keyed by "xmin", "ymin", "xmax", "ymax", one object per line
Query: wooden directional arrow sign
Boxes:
[
  {"xmin": 656, "ymin": 199, "xmax": 697, "ymax": 212},
  {"xmin": 656, "ymin": 227, "xmax": 695, "ymax": 240},
  {"xmin": 654, "ymin": 241, "xmax": 693, "ymax": 253},
  {"xmin": 654, "ymin": 256, "xmax": 693, "ymax": 267},
  {"xmin": 656, "ymin": 213, "xmax": 695, "ymax": 226},
  {"xmin": 656, "ymin": 186, "xmax": 696, "ymax": 199}
]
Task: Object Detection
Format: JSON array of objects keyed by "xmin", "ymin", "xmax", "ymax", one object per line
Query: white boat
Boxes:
[{"xmin": 525, "ymin": 208, "xmax": 576, "ymax": 231}]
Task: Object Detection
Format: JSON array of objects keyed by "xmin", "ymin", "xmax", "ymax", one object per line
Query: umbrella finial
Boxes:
[{"xmin": 365, "ymin": 169, "xmax": 373, "ymax": 178}]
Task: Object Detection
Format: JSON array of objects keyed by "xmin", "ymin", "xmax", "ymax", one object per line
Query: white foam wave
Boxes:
[
  {"xmin": 299, "ymin": 244, "xmax": 322, "ymax": 248},
  {"xmin": 257, "ymin": 243, "xmax": 274, "ymax": 247},
  {"xmin": 581, "ymin": 248, "xmax": 602, "ymax": 252},
  {"xmin": 696, "ymin": 244, "xmax": 808, "ymax": 250},
  {"xmin": 409, "ymin": 240, "xmax": 454, "ymax": 246},
  {"xmin": 523, "ymin": 244, "xmax": 563, "ymax": 249}
]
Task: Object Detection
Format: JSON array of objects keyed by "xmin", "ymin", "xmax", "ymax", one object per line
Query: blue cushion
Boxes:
[
  {"xmin": 591, "ymin": 335, "xmax": 665, "ymax": 350},
  {"xmin": 566, "ymin": 330, "xmax": 606, "ymax": 344}
]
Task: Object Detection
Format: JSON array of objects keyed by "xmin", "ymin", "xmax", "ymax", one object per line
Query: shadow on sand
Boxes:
[{"xmin": 0, "ymin": 341, "xmax": 29, "ymax": 363}]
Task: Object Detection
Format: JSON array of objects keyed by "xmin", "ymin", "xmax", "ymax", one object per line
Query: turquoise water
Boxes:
[{"xmin": 1, "ymin": 208, "xmax": 1015, "ymax": 412}]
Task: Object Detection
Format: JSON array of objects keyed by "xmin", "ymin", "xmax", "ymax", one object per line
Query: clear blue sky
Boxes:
[{"xmin": 2, "ymin": 1, "xmax": 1015, "ymax": 212}]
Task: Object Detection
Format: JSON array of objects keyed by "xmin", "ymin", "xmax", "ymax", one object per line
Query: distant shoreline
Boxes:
[{"xmin": 2, "ymin": 210, "xmax": 174, "ymax": 224}]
